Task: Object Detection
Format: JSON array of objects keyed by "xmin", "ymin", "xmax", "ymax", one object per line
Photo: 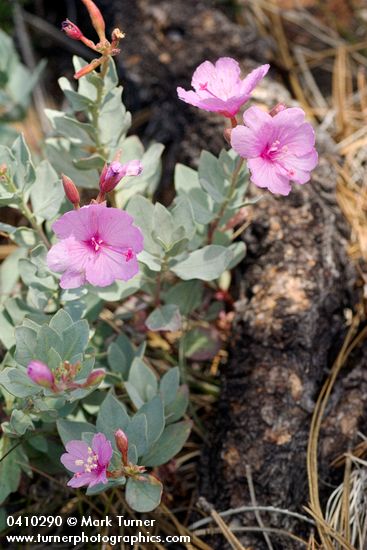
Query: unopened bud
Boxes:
[
  {"xmin": 269, "ymin": 103, "xmax": 287, "ymax": 117},
  {"xmin": 61, "ymin": 19, "xmax": 83, "ymax": 40},
  {"xmin": 27, "ymin": 360, "xmax": 55, "ymax": 390},
  {"xmin": 81, "ymin": 0, "xmax": 106, "ymax": 41},
  {"xmin": 115, "ymin": 429, "xmax": 129, "ymax": 465},
  {"xmin": 84, "ymin": 369, "xmax": 105, "ymax": 387},
  {"xmin": 62, "ymin": 174, "xmax": 80, "ymax": 207},
  {"xmin": 99, "ymin": 160, "xmax": 142, "ymax": 194},
  {"xmin": 223, "ymin": 128, "xmax": 232, "ymax": 145},
  {"xmin": 0, "ymin": 164, "xmax": 7, "ymax": 179}
]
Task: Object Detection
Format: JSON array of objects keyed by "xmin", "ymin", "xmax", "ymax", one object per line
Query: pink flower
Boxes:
[
  {"xmin": 27, "ymin": 360, "xmax": 55, "ymax": 389},
  {"xmin": 231, "ymin": 106, "xmax": 318, "ymax": 195},
  {"xmin": 177, "ymin": 58, "xmax": 269, "ymax": 118},
  {"xmin": 99, "ymin": 160, "xmax": 142, "ymax": 194},
  {"xmin": 61, "ymin": 433, "xmax": 113, "ymax": 488},
  {"xmin": 47, "ymin": 204, "xmax": 144, "ymax": 289}
]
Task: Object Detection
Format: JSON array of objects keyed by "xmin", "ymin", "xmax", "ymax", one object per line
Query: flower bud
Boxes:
[
  {"xmin": 269, "ymin": 103, "xmax": 287, "ymax": 117},
  {"xmin": 0, "ymin": 164, "xmax": 7, "ymax": 181},
  {"xmin": 99, "ymin": 160, "xmax": 142, "ymax": 194},
  {"xmin": 27, "ymin": 360, "xmax": 55, "ymax": 389},
  {"xmin": 61, "ymin": 19, "xmax": 83, "ymax": 41},
  {"xmin": 84, "ymin": 369, "xmax": 105, "ymax": 387},
  {"xmin": 62, "ymin": 174, "xmax": 80, "ymax": 208},
  {"xmin": 115, "ymin": 429, "xmax": 129, "ymax": 465},
  {"xmin": 81, "ymin": 0, "xmax": 106, "ymax": 41}
]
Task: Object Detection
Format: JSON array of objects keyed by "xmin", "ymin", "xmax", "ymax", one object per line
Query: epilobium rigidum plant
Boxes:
[{"xmin": 0, "ymin": 0, "xmax": 317, "ymax": 513}]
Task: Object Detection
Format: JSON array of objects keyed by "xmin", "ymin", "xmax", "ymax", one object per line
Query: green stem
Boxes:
[
  {"xmin": 207, "ymin": 156, "xmax": 245, "ymax": 244},
  {"xmin": 91, "ymin": 58, "xmax": 109, "ymax": 160},
  {"xmin": 178, "ymin": 333, "xmax": 207, "ymax": 439},
  {"xmin": 21, "ymin": 201, "xmax": 51, "ymax": 248},
  {"xmin": 153, "ymin": 256, "xmax": 167, "ymax": 307},
  {"xmin": 5, "ymin": 174, "xmax": 51, "ymax": 248}
]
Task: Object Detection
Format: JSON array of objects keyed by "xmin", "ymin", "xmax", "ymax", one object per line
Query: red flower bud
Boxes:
[
  {"xmin": 27, "ymin": 360, "xmax": 55, "ymax": 390},
  {"xmin": 81, "ymin": 0, "xmax": 106, "ymax": 41},
  {"xmin": 269, "ymin": 103, "xmax": 287, "ymax": 117},
  {"xmin": 61, "ymin": 19, "xmax": 83, "ymax": 41},
  {"xmin": 84, "ymin": 369, "xmax": 105, "ymax": 387},
  {"xmin": 62, "ymin": 174, "xmax": 80, "ymax": 208},
  {"xmin": 0, "ymin": 164, "xmax": 7, "ymax": 179},
  {"xmin": 114, "ymin": 429, "xmax": 129, "ymax": 465}
]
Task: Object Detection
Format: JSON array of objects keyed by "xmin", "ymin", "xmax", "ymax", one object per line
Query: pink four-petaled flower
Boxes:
[
  {"xmin": 231, "ymin": 106, "xmax": 318, "ymax": 195},
  {"xmin": 61, "ymin": 433, "xmax": 113, "ymax": 488},
  {"xmin": 46, "ymin": 204, "xmax": 144, "ymax": 289},
  {"xmin": 177, "ymin": 57, "xmax": 269, "ymax": 118}
]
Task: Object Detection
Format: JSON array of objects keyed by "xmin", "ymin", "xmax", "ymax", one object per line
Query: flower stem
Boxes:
[
  {"xmin": 21, "ymin": 201, "xmax": 51, "ymax": 248},
  {"xmin": 230, "ymin": 116, "xmax": 238, "ymax": 128},
  {"xmin": 207, "ymin": 156, "xmax": 245, "ymax": 244},
  {"xmin": 91, "ymin": 57, "xmax": 109, "ymax": 160},
  {"xmin": 4, "ymin": 174, "xmax": 51, "ymax": 248},
  {"xmin": 178, "ymin": 334, "xmax": 207, "ymax": 439}
]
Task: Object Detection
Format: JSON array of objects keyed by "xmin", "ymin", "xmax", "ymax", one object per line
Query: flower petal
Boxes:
[
  {"xmin": 273, "ymin": 107, "xmax": 306, "ymax": 127},
  {"xmin": 64, "ymin": 440, "xmax": 89, "ymax": 459},
  {"xmin": 280, "ymin": 150, "xmax": 318, "ymax": 183},
  {"xmin": 96, "ymin": 208, "xmax": 144, "ymax": 251},
  {"xmin": 276, "ymin": 123, "xmax": 316, "ymax": 155},
  {"xmin": 248, "ymin": 157, "xmax": 291, "ymax": 195},
  {"xmin": 240, "ymin": 64, "xmax": 270, "ymax": 97},
  {"xmin": 231, "ymin": 125, "xmax": 265, "ymax": 158},
  {"xmin": 67, "ymin": 473, "xmax": 95, "ymax": 488},
  {"xmin": 61, "ymin": 452, "xmax": 85, "ymax": 474},
  {"xmin": 243, "ymin": 105, "xmax": 272, "ymax": 130},
  {"xmin": 87, "ymin": 472, "xmax": 108, "ymax": 487},
  {"xmin": 52, "ymin": 206, "xmax": 98, "ymax": 240},
  {"xmin": 92, "ymin": 433, "xmax": 113, "ymax": 467},
  {"xmin": 60, "ymin": 270, "xmax": 86, "ymax": 289},
  {"xmin": 86, "ymin": 247, "xmax": 139, "ymax": 287},
  {"xmin": 47, "ymin": 237, "xmax": 91, "ymax": 275},
  {"xmin": 191, "ymin": 60, "xmax": 216, "ymax": 91},
  {"xmin": 211, "ymin": 57, "xmax": 241, "ymax": 98}
]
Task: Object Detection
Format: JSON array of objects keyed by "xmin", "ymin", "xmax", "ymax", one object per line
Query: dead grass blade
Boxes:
[{"xmin": 306, "ymin": 315, "xmax": 367, "ymax": 550}]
